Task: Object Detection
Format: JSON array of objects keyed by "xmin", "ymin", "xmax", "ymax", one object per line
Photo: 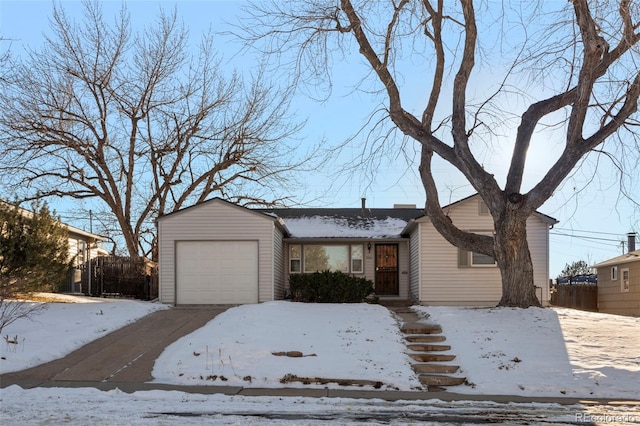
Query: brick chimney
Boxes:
[{"xmin": 628, "ymin": 232, "xmax": 637, "ymax": 253}]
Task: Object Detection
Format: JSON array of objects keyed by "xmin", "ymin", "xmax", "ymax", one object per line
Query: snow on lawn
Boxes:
[
  {"xmin": 2, "ymin": 295, "xmax": 639, "ymax": 401},
  {"xmin": 152, "ymin": 301, "xmax": 422, "ymax": 391},
  {"xmin": 419, "ymin": 306, "xmax": 640, "ymax": 399},
  {"xmin": 0, "ymin": 294, "xmax": 168, "ymax": 374}
]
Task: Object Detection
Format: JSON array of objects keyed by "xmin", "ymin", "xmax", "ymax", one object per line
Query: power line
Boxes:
[
  {"xmin": 550, "ymin": 232, "xmax": 624, "ymax": 244},
  {"xmin": 553, "ymin": 227, "xmax": 633, "ymax": 237}
]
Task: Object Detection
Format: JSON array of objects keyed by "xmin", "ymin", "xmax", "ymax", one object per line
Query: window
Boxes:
[
  {"xmin": 458, "ymin": 231, "xmax": 496, "ymax": 267},
  {"xmin": 621, "ymin": 268, "xmax": 630, "ymax": 293},
  {"xmin": 478, "ymin": 199, "xmax": 490, "ymax": 215},
  {"xmin": 289, "ymin": 244, "xmax": 364, "ymax": 274},
  {"xmin": 471, "ymin": 251, "xmax": 496, "ymax": 266},
  {"xmin": 289, "ymin": 245, "xmax": 301, "ymax": 273},
  {"xmin": 351, "ymin": 245, "xmax": 364, "ymax": 273},
  {"xmin": 305, "ymin": 245, "xmax": 349, "ymax": 272},
  {"xmin": 611, "ymin": 266, "xmax": 618, "ymax": 281}
]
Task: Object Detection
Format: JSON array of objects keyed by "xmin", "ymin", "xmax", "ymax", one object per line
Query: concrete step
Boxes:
[
  {"xmin": 394, "ymin": 312, "xmax": 420, "ymax": 323},
  {"xmin": 413, "ymin": 364, "xmax": 460, "ymax": 374},
  {"xmin": 407, "ymin": 344, "xmax": 451, "ymax": 352},
  {"xmin": 405, "ymin": 335, "xmax": 446, "ymax": 343},
  {"xmin": 389, "ymin": 306, "xmax": 414, "ymax": 313},
  {"xmin": 400, "ymin": 323, "xmax": 442, "ymax": 335},
  {"xmin": 419, "ymin": 374, "xmax": 466, "ymax": 387},
  {"xmin": 409, "ymin": 353, "xmax": 456, "ymax": 362}
]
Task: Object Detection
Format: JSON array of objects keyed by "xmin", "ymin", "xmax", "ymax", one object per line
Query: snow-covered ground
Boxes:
[
  {"xmin": 0, "ymin": 294, "xmax": 168, "ymax": 374},
  {"xmin": 152, "ymin": 302, "xmax": 421, "ymax": 390},
  {"xmin": 419, "ymin": 306, "xmax": 640, "ymax": 399},
  {"xmin": 1, "ymin": 296, "xmax": 639, "ymax": 424}
]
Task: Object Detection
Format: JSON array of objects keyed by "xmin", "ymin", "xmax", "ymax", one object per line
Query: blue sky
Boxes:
[{"xmin": 1, "ymin": 0, "xmax": 638, "ymax": 276}]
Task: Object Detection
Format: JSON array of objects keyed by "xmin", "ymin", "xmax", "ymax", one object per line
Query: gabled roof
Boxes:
[
  {"xmin": 163, "ymin": 193, "xmax": 558, "ymax": 240},
  {"xmin": 592, "ymin": 250, "xmax": 640, "ymax": 268},
  {"xmin": 437, "ymin": 193, "xmax": 559, "ymax": 225},
  {"xmin": 256, "ymin": 207, "xmax": 423, "ymax": 238},
  {"xmin": 158, "ymin": 197, "xmax": 289, "ymax": 234}
]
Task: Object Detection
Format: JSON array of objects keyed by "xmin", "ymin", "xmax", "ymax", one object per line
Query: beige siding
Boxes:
[
  {"xmin": 158, "ymin": 199, "xmax": 276, "ymax": 305},
  {"xmin": 273, "ymin": 226, "xmax": 285, "ymax": 299},
  {"xmin": 409, "ymin": 229, "xmax": 421, "ymax": 302},
  {"xmin": 397, "ymin": 241, "xmax": 410, "ymax": 299},
  {"xmin": 526, "ymin": 216, "xmax": 551, "ymax": 305},
  {"xmin": 417, "ymin": 196, "xmax": 552, "ymax": 306},
  {"xmin": 597, "ymin": 261, "xmax": 640, "ymax": 316}
]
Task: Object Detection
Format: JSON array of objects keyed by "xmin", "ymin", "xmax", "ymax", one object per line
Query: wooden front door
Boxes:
[{"xmin": 375, "ymin": 244, "xmax": 399, "ymax": 295}]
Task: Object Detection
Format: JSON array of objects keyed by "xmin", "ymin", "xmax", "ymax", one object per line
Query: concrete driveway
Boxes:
[{"xmin": 0, "ymin": 306, "xmax": 230, "ymax": 387}]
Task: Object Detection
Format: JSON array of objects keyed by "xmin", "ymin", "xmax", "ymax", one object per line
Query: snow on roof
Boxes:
[{"xmin": 283, "ymin": 215, "xmax": 409, "ymax": 238}]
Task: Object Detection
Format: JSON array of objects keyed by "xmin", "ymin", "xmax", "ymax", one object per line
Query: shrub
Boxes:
[{"xmin": 289, "ymin": 270, "xmax": 374, "ymax": 303}]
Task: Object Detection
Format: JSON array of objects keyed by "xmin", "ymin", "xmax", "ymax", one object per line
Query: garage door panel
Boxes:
[{"xmin": 176, "ymin": 241, "xmax": 258, "ymax": 304}]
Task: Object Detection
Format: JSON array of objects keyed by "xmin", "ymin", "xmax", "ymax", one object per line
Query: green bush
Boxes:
[
  {"xmin": 289, "ymin": 270, "xmax": 374, "ymax": 303},
  {"xmin": 0, "ymin": 200, "xmax": 72, "ymax": 298}
]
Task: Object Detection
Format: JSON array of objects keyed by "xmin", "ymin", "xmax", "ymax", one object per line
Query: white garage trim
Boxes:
[{"xmin": 175, "ymin": 240, "xmax": 259, "ymax": 304}]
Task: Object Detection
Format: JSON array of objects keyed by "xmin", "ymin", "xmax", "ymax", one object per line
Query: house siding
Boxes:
[
  {"xmin": 526, "ymin": 217, "xmax": 551, "ymax": 306},
  {"xmin": 417, "ymin": 196, "xmax": 552, "ymax": 306},
  {"xmin": 409, "ymin": 228, "xmax": 421, "ymax": 302},
  {"xmin": 64, "ymin": 232, "xmax": 105, "ymax": 294},
  {"xmin": 158, "ymin": 200, "xmax": 276, "ymax": 305},
  {"xmin": 272, "ymin": 226, "xmax": 285, "ymax": 300},
  {"xmin": 597, "ymin": 261, "xmax": 640, "ymax": 316},
  {"xmin": 397, "ymin": 241, "xmax": 410, "ymax": 299}
]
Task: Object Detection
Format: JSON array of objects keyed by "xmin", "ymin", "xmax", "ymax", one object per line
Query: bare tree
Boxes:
[
  {"xmin": 239, "ymin": 0, "xmax": 640, "ymax": 307},
  {"xmin": 0, "ymin": 1, "xmax": 316, "ymax": 259}
]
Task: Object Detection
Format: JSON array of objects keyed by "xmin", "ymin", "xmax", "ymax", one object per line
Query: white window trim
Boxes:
[
  {"xmin": 621, "ymin": 268, "xmax": 630, "ymax": 293},
  {"xmin": 611, "ymin": 266, "xmax": 618, "ymax": 281},
  {"xmin": 289, "ymin": 243, "xmax": 365, "ymax": 274},
  {"xmin": 289, "ymin": 244, "xmax": 301, "ymax": 273},
  {"xmin": 350, "ymin": 245, "xmax": 364, "ymax": 274}
]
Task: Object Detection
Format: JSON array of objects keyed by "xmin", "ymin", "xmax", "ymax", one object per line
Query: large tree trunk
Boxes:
[{"xmin": 493, "ymin": 212, "xmax": 540, "ymax": 308}]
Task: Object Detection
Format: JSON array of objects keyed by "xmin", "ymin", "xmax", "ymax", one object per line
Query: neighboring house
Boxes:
[
  {"xmin": 592, "ymin": 233, "xmax": 639, "ymax": 317},
  {"xmin": 0, "ymin": 199, "xmax": 107, "ymax": 294},
  {"xmin": 157, "ymin": 194, "xmax": 557, "ymax": 306},
  {"xmin": 64, "ymin": 224, "xmax": 109, "ymax": 294}
]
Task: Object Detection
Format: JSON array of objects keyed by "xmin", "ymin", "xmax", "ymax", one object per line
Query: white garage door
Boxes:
[{"xmin": 176, "ymin": 241, "xmax": 258, "ymax": 304}]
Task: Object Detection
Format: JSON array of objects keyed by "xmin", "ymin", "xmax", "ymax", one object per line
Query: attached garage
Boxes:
[
  {"xmin": 176, "ymin": 241, "xmax": 258, "ymax": 304},
  {"xmin": 157, "ymin": 198, "xmax": 288, "ymax": 305}
]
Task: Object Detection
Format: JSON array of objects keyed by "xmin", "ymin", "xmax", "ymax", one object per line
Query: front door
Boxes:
[{"xmin": 375, "ymin": 244, "xmax": 399, "ymax": 295}]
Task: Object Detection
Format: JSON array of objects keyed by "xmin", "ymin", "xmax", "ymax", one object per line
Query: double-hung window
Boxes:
[{"xmin": 621, "ymin": 268, "xmax": 630, "ymax": 292}]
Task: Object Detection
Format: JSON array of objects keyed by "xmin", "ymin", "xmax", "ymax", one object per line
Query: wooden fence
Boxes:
[
  {"xmin": 550, "ymin": 284, "xmax": 598, "ymax": 312},
  {"xmin": 91, "ymin": 256, "xmax": 158, "ymax": 300}
]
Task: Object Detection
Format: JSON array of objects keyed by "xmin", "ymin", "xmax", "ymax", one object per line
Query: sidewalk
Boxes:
[{"xmin": 3, "ymin": 377, "xmax": 639, "ymax": 407}]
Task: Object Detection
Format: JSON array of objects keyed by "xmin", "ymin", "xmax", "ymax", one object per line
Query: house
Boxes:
[
  {"xmin": 592, "ymin": 233, "xmax": 640, "ymax": 317},
  {"xmin": 0, "ymin": 199, "xmax": 107, "ymax": 294},
  {"xmin": 157, "ymin": 194, "xmax": 557, "ymax": 306},
  {"xmin": 63, "ymin": 224, "xmax": 108, "ymax": 294}
]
